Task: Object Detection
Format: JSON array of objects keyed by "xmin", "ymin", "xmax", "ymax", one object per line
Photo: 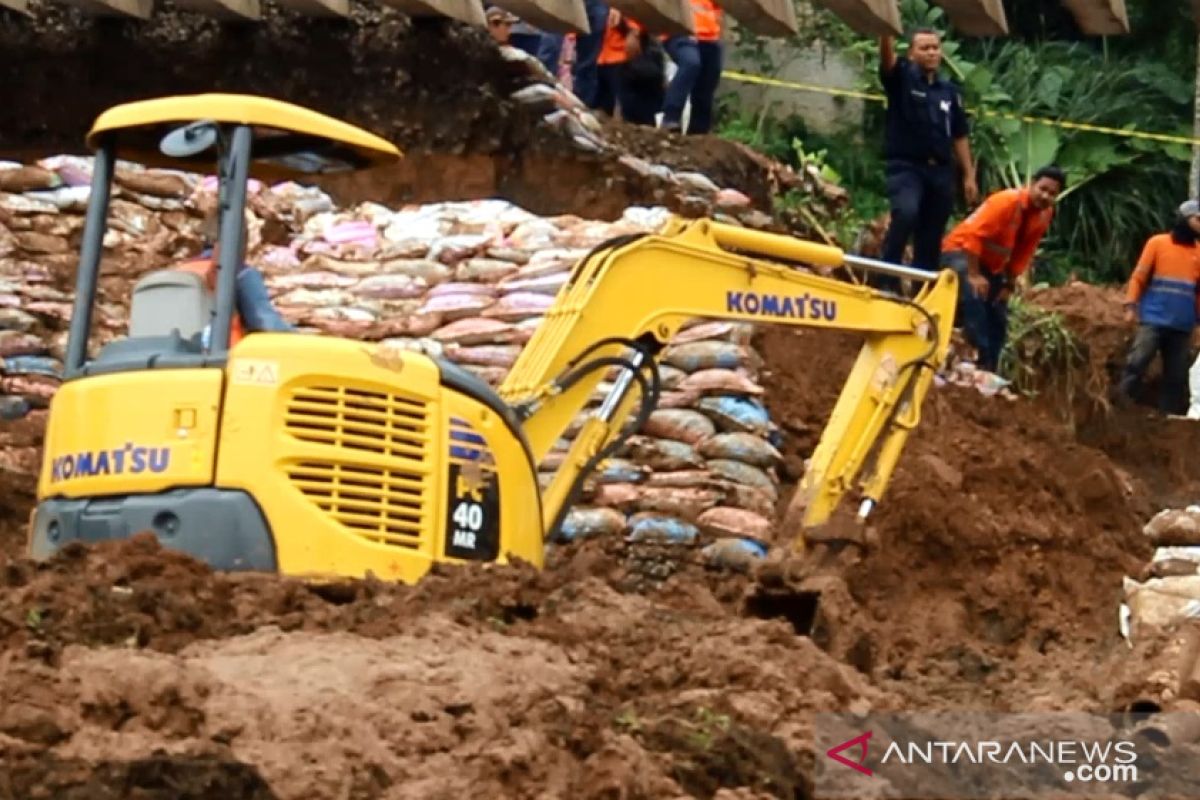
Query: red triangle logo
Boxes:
[{"xmin": 826, "ymin": 730, "xmax": 873, "ymax": 776}]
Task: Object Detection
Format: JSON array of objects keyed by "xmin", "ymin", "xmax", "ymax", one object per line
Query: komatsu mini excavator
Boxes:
[{"xmin": 28, "ymin": 94, "xmax": 958, "ymax": 583}]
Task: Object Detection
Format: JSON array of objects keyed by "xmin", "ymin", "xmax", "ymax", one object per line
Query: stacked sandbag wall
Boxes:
[{"xmin": 0, "ymin": 157, "xmax": 786, "ymax": 560}]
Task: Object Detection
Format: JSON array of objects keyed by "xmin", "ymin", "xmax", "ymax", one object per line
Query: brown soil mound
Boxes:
[{"xmin": 1, "ymin": 282, "xmax": 1194, "ymax": 797}]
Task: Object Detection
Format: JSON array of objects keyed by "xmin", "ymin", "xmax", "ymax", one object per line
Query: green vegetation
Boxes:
[{"xmin": 717, "ymin": 0, "xmax": 1198, "ymax": 287}]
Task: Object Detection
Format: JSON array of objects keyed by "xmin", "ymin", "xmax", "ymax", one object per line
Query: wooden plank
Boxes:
[
  {"xmin": 720, "ymin": 0, "xmax": 798, "ymax": 36},
  {"xmin": 931, "ymin": 0, "xmax": 1007, "ymax": 35},
  {"xmin": 174, "ymin": 0, "xmax": 261, "ymax": 20},
  {"xmin": 376, "ymin": 0, "xmax": 485, "ymax": 26},
  {"xmin": 0, "ymin": 0, "xmax": 33, "ymax": 16},
  {"xmin": 59, "ymin": 0, "xmax": 153, "ymax": 18},
  {"xmin": 808, "ymin": 0, "xmax": 900, "ymax": 37},
  {"xmin": 1059, "ymin": 0, "xmax": 1130, "ymax": 35},
  {"xmin": 489, "ymin": 0, "xmax": 590, "ymax": 33},
  {"xmin": 274, "ymin": 0, "xmax": 350, "ymax": 16},
  {"xmin": 604, "ymin": 0, "xmax": 695, "ymax": 36}
]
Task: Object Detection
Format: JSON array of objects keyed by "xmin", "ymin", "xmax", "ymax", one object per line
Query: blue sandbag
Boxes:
[
  {"xmin": 560, "ymin": 507, "xmax": 627, "ymax": 541},
  {"xmin": 627, "ymin": 515, "xmax": 699, "ymax": 545},
  {"xmin": 1, "ymin": 355, "xmax": 62, "ymax": 378},
  {"xmin": 698, "ymin": 395, "xmax": 772, "ymax": 434},
  {"xmin": 598, "ymin": 458, "xmax": 648, "ymax": 484}
]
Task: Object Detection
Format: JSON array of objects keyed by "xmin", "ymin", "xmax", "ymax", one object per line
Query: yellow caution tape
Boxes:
[{"xmin": 722, "ymin": 70, "xmax": 1200, "ymax": 147}]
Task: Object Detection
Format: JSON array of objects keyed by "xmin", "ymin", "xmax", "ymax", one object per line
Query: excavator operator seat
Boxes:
[{"xmin": 128, "ymin": 270, "xmax": 213, "ymax": 340}]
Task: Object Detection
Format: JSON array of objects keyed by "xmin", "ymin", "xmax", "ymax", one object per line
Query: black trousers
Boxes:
[
  {"xmin": 1118, "ymin": 324, "xmax": 1192, "ymax": 413},
  {"xmin": 875, "ymin": 158, "xmax": 956, "ymax": 294}
]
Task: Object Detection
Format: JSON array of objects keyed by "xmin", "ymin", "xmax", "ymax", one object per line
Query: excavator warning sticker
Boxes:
[
  {"xmin": 445, "ymin": 462, "xmax": 500, "ymax": 561},
  {"xmin": 231, "ymin": 359, "xmax": 280, "ymax": 386}
]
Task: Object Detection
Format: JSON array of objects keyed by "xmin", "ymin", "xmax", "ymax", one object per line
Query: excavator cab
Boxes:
[{"xmin": 29, "ymin": 93, "xmax": 959, "ymax": 586}]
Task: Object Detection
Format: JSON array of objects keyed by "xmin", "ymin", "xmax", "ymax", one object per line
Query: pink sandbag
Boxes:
[{"xmin": 482, "ymin": 292, "xmax": 555, "ymax": 320}]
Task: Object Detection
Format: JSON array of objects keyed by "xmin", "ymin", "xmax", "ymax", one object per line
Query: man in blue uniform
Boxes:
[{"xmin": 876, "ymin": 28, "xmax": 978, "ymax": 294}]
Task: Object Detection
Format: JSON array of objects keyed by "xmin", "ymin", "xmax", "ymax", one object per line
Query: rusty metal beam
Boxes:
[
  {"xmin": 1060, "ymin": 0, "xmax": 1130, "ymax": 35},
  {"xmin": 174, "ymin": 0, "xmax": 261, "ymax": 20},
  {"xmin": 57, "ymin": 0, "xmax": 153, "ymax": 17},
  {"xmin": 931, "ymin": 0, "xmax": 1007, "ymax": 35},
  {"xmin": 721, "ymin": 0, "xmax": 798, "ymax": 36},
  {"xmin": 377, "ymin": 0, "xmax": 486, "ymax": 27},
  {"xmin": 808, "ymin": 0, "xmax": 901, "ymax": 37},
  {"xmin": 274, "ymin": 0, "xmax": 350, "ymax": 16},
  {"xmin": 490, "ymin": 0, "xmax": 590, "ymax": 32},
  {"xmin": 604, "ymin": 0, "xmax": 695, "ymax": 36}
]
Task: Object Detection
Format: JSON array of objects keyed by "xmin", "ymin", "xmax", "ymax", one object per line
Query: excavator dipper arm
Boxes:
[{"xmin": 496, "ymin": 217, "xmax": 958, "ymax": 544}]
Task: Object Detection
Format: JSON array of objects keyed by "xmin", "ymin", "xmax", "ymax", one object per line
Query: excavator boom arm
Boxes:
[{"xmin": 497, "ymin": 217, "xmax": 958, "ymax": 541}]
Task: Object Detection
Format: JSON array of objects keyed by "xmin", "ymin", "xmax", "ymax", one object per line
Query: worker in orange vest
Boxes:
[
  {"xmin": 939, "ymin": 164, "xmax": 1066, "ymax": 372},
  {"xmin": 595, "ymin": 8, "xmax": 664, "ymax": 125},
  {"xmin": 1119, "ymin": 199, "xmax": 1200, "ymax": 412},
  {"xmin": 661, "ymin": 0, "xmax": 723, "ymax": 134},
  {"xmin": 178, "ymin": 208, "xmax": 293, "ymax": 349}
]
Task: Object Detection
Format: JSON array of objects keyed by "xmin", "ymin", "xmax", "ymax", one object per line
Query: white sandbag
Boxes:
[
  {"xmin": 353, "ymin": 274, "xmax": 428, "ymax": 300},
  {"xmin": 430, "ymin": 317, "xmax": 520, "ymax": 346},
  {"xmin": 482, "ymin": 292, "xmax": 555, "ymax": 320},
  {"xmin": 698, "ymin": 433, "xmax": 782, "ymax": 468},
  {"xmin": 443, "ymin": 343, "xmax": 522, "ymax": 368},
  {"xmin": 456, "ymin": 258, "xmax": 521, "ymax": 283},
  {"xmin": 419, "ymin": 293, "xmax": 496, "ymax": 320}
]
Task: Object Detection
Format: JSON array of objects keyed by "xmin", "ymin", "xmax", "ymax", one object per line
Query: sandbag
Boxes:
[
  {"xmin": 701, "ymin": 537, "xmax": 767, "ymax": 571},
  {"xmin": 427, "ymin": 282, "xmax": 498, "ymax": 298},
  {"xmin": 498, "ymin": 271, "xmax": 569, "ymax": 296},
  {"xmin": 269, "ymin": 271, "xmax": 358, "ymax": 291},
  {"xmin": 419, "ymin": 293, "xmax": 496, "ymax": 320},
  {"xmin": 486, "ymin": 247, "xmax": 532, "ymax": 264},
  {"xmin": 372, "ymin": 311, "xmax": 443, "ymax": 339},
  {"xmin": 592, "ymin": 483, "xmax": 642, "ymax": 511},
  {"xmin": 353, "ymin": 274, "xmax": 428, "ymax": 300},
  {"xmin": 644, "ymin": 470, "xmax": 721, "ymax": 489},
  {"xmin": 597, "ymin": 458, "xmax": 649, "ymax": 484},
  {"xmin": 430, "ymin": 317, "xmax": 520, "ymax": 346},
  {"xmin": 0, "ymin": 308, "xmax": 38, "ymax": 332},
  {"xmin": 0, "ymin": 332, "xmax": 48, "ymax": 357},
  {"xmin": 633, "ymin": 486, "xmax": 721, "ymax": 521},
  {"xmin": 724, "ymin": 483, "xmax": 778, "ymax": 517},
  {"xmin": 443, "ymin": 343, "xmax": 522, "ymax": 368},
  {"xmin": 0, "ymin": 355, "xmax": 62, "ymax": 377},
  {"xmin": 1144, "ymin": 509, "xmax": 1200, "ymax": 547},
  {"xmin": 624, "ymin": 436, "xmax": 706, "ymax": 471},
  {"xmin": 707, "ymin": 458, "xmax": 778, "ymax": 494},
  {"xmin": 698, "ymin": 396, "xmax": 773, "ymax": 434},
  {"xmin": 483, "ymin": 291, "xmax": 555, "ymax": 320},
  {"xmin": 679, "ymin": 369, "xmax": 764, "ymax": 396},
  {"xmin": 1124, "ymin": 575, "xmax": 1200, "ymax": 634},
  {"xmin": 697, "ymin": 506, "xmax": 773, "ymax": 541},
  {"xmin": 699, "ymin": 433, "xmax": 782, "ymax": 468},
  {"xmin": 0, "ymin": 166, "xmax": 60, "ymax": 193},
  {"xmin": 642, "ymin": 409, "xmax": 716, "ymax": 445},
  {"xmin": 276, "ymin": 288, "xmax": 357, "ymax": 308},
  {"xmin": 662, "ymin": 341, "xmax": 754, "ymax": 373},
  {"xmin": 627, "ymin": 513, "xmax": 699, "ymax": 545},
  {"xmin": 456, "ymin": 258, "xmax": 520, "ymax": 283},
  {"xmin": 657, "ymin": 364, "xmax": 687, "ymax": 390},
  {"xmin": 657, "ymin": 389, "xmax": 703, "ymax": 409},
  {"xmin": 300, "ymin": 254, "xmax": 381, "ymax": 277},
  {"xmin": 374, "ymin": 258, "xmax": 451, "ymax": 286},
  {"xmin": 671, "ymin": 320, "xmax": 754, "ymax": 346},
  {"xmin": 559, "ymin": 507, "xmax": 627, "ymax": 541}
]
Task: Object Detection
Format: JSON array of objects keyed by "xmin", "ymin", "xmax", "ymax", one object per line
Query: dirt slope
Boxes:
[{"xmin": 0, "ymin": 283, "xmax": 1192, "ymax": 798}]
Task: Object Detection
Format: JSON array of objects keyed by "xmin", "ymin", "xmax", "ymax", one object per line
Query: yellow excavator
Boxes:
[{"xmin": 27, "ymin": 94, "xmax": 958, "ymax": 583}]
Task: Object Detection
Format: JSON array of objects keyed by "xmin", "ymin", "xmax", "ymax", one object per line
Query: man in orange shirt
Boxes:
[
  {"xmin": 1117, "ymin": 199, "xmax": 1200, "ymax": 412},
  {"xmin": 661, "ymin": 0, "xmax": 723, "ymax": 134},
  {"xmin": 594, "ymin": 8, "xmax": 663, "ymax": 125},
  {"xmin": 939, "ymin": 165, "xmax": 1065, "ymax": 372}
]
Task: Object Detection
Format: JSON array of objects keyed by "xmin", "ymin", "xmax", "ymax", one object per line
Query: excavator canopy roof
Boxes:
[{"xmin": 85, "ymin": 93, "xmax": 402, "ymax": 177}]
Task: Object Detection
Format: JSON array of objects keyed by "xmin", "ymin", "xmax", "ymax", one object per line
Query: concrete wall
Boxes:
[{"xmin": 719, "ymin": 26, "xmax": 868, "ymax": 136}]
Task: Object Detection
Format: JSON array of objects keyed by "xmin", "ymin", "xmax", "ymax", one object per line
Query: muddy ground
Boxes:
[
  {"xmin": 0, "ymin": 280, "xmax": 1196, "ymax": 799},
  {"xmin": 1, "ymin": 7, "xmax": 1199, "ymax": 797}
]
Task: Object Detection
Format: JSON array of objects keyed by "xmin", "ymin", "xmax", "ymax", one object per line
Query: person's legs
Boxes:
[
  {"xmin": 980, "ymin": 293, "xmax": 1010, "ymax": 373},
  {"xmin": 618, "ymin": 75, "xmax": 662, "ymax": 125},
  {"xmin": 1159, "ymin": 328, "xmax": 1193, "ymax": 413},
  {"xmin": 1118, "ymin": 324, "xmax": 1164, "ymax": 401},
  {"xmin": 686, "ymin": 40, "xmax": 723, "ymax": 135},
  {"xmin": 572, "ymin": 0, "xmax": 609, "ymax": 107},
  {"xmin": 593, "ymin": 64, "xmax": 620, "ymax": 115},
  {"xmin": 945, "ymin": 250, "xmax": 994, "ymax": 365},
  {"xmin": 508, "ymin": 32, "xmax": 543, "ymax": 58},
  {"xmin": 876, "ymin": 161, "xmax": 924, "ymax": 293},
  {"xmin": 536, "ymin": 33, "xmax": 564, "ymax": 77},
  {"xmin": 912, "ymin": 163, "xmax": 955, "ymax": 273},
  {"xmin": 236, "ymin": 268, "xmax": 293, "ymax": 332},
  {"xmin": 661, "ymin": 36, "xmax": 700, "ymax": 131}
]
